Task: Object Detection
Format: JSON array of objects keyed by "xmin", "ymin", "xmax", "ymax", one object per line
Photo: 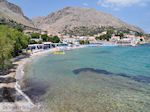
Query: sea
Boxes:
[{"xmin": 24, "ymin": 44, "xmax": 150, "ymax": 112}]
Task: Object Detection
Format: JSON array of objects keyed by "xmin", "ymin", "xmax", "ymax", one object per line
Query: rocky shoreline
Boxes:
[
  {"xmin": 0, "ymin": 46, "xmax": 86, "ymax": 112},
  {"xmin": 0, "ymin": 54, "xmax": 35, "ymax": 111}
]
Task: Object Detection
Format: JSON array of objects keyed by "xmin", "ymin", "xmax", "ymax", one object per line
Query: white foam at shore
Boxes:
[
  {"xmin": 15, "ymin": 56, "xmax": 35, "ymax": 108},
  {"xmin": 15, "ymin": 81, "xmax": 35, "ymax": 107},
  {"xmin": 14, "ymin": 46, "xmax": 86, "ymax": 110}
]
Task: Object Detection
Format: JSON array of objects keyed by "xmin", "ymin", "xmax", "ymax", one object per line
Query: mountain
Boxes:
[
  {"xmin": 0, "ymin": 0, "xmax": 34, "ymax": 27},
  {"xmin": 33, "ymin": 7, "xmax": 143, "ymax": 36}
]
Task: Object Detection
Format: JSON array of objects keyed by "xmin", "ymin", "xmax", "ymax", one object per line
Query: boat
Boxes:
[{"xmin": 52, "ymin": 51, "xmax": 65, "ymax": 55}]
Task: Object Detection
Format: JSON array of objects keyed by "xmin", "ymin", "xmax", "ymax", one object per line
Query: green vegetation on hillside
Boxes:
[
  {"xmin": 79, "ymin": 40, "xmax": 90, "ymax": 45},
  {"xmin": 30, "ymin": 33, "xmax": 60, "ymax": 43},
  {"xmin": 48, "ymin": 36, "xmax": 60, "ymax": 43},
  {"xmin": 135, "ymin": 32, "xmax": 144, "ymax": 37},
  {"xmin": 96, "ymin": 29, "xmax": 114, "ymax": 41},
  {"xmin": 0, "ymin": 33, "xmax": 12, "ymax": 75},
  {"xmin": 0, "ymin": 25, "xmax": 60, "ymax": 75},
  {"xmin": 62, "ymin": 26, "xmax": 109, "ymax": 36},
  {"xmin": 31, "ymin": 33, "xmax": 40, "ymax": 39},
  {"xmin": 0, "ymin": 18, "xmax": 24, "ymax": 32},
  {"xmin": 115, "ymin": 31, "xmax": 124, "ymax": 38},
  {"xmin": 0, "ymin": 25, "xmax": 29, "ymax": 75},
  {"xmin": 41, "ymin": 34, "xmax": 49, "ymax": 42},
  {"xmin": 41, "ymin": 35, "xmax": 60, "ymax": 43}
]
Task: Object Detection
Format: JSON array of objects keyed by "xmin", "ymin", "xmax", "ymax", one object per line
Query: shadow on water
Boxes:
[
  {"xmin": 73, "ymin": 68, "xmax": 150, "ymax": 84},
  {"xmin": 23, "ymin": 79, "xmax": 49, "ymax": 103}
]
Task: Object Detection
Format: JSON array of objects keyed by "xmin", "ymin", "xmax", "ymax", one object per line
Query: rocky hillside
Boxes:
[
  {"xmin": 33, "ymin": 7, "xmax": 143, "ymax": 36},
  {"xmin": 0, "ymin": 0, "xmax": 34, "ymax": 27}
]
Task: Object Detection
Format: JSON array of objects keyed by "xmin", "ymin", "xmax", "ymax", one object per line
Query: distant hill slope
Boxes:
[
  {"xmin": 33, "ymin": 7, "xmax": 143, "ymax": 36},
  {"xmin": 0, "ymin": 0, "xmax": 34, "ymax": 27}
]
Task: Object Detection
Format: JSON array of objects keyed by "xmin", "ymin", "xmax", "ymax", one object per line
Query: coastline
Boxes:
[
  {"xmin": 0, "ymin": 45, "xmax": 86, "ymax": 112},
  {"xmin": 24, "ymin": 44, "xmax": 150, "ymax": 112},
  {"xmin": 0, "ymin": 43, "xmax": 148, "ymax": 111}
]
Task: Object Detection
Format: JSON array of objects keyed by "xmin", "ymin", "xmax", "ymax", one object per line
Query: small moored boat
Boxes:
[{"xmin": 52, "ymin": 51, "xmax": 65, "ymax": 55}]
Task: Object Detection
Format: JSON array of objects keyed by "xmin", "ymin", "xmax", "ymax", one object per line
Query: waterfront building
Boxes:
[
  {"xmin": 28, "ymin": 44, "xmax": 44, "ymax": 53},
  {"xmin": 62, "ymin": 38, "xmax": 79, "ymax": 45},
  {"xmin": 110, "ymin": 34, "xmax": 145, "ymax": 45},
  {"xmin": 110, "ymin": 34, "xmax": 120, "ymax": 42}
]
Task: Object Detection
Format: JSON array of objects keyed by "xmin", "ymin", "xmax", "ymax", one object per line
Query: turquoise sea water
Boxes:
[{"xmin": 25, "ymin": 44, "xmax": 150, "ymax": 112}]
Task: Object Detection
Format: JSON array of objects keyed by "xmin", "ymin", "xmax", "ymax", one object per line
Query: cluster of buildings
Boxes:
[
  {"xmin": 27, "ymin": 42, "xmax": 68, "ymax": 53},
  {"xmin": 23, "ymin": 27, "xmax": 146, "ymax": 52},
  {"xmin": 110, "ymin": 34, "xmax": 145, "ymax": 46},
  {"xmin": 62, "ymin": 36, "xmax": 95, "ymax": 45}
]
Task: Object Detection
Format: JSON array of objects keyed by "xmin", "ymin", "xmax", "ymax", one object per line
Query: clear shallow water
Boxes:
[{"xmin": 25, "ymin": 44, "xmax": 150, "ymax": 112}]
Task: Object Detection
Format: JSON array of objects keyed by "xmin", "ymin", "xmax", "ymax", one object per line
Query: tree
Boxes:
[
  {"xmin": 31, "ymin": 33, "xmax": 40, "ymax": 39},
  {"xmin": 14, "ymin": 24, "xmax": 23, "ymax": 32},
  {"xmin": 0, "ymin": 25, "xmax": 29, "ymax": 74},
  {"xmin": 107, "ymin": 29, "xmax": 114, "ymax": 35},
  {"xmin": 49, "ymin": 36, "xmax": 60, "ymax": 43},
  {"xmin": 85, "ymin": 40, "xmax": 90, "ymax": 44},
  {"xmin": 10, "ymin": 28, "xmax": 29, "ymax": 56},
  {"xmin": 115, "ymin": 31, "xmax": 124, "ymax": 39},
  {"xmin": 79, "ymin": 40, "xmax": 84, "ymax": 45},
  {"xmin": 96, "ymin": 34, "xmax": 111, "ymax": 41},
  {"xmin": 135, "ymin": 32, "xmax": 143, "ymax": 37},
  {"xmin": 41, "ymin": 34, "xmax": 49, "ymax": 42},
  {"xmin": 0, "ymin": 33, "xmax": 13, "ymax": 75},
  {"xmin": 79, "ymin": 40, "xmax": 90, "ymax": 45},
  {"xmin": 29, "ymin": 40, "xmax": 38, "ymax": 44}
]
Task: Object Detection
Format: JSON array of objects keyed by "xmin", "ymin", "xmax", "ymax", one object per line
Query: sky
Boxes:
[{"xmin": 8, "ymin": 0, "xmax": 150, "ymax": 33}]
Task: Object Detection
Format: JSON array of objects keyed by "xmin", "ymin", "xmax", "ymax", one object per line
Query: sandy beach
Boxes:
[{"xmin": 0, "ymin": 45, "xmax": 86, "ymax": 112}]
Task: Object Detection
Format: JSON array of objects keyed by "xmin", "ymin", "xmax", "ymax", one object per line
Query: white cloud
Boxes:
[
  {"xmin": 98, "ymin": 0, "xmax": 150, "ymax": 9},
  {"xmin": 83, "ymin": 3, "xmax": 89, "ymax": 6}
]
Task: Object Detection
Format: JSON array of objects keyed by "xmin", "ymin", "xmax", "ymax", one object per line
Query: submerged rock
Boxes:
[{"xmin": 73, "ymin": 68, "xmax": 150, "ymax": 84}]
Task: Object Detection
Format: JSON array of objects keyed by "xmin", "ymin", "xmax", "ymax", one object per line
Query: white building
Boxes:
[
  {"xmin": 30, "ymin": 37, "xmax": 42, "ymax": 42},
  {"xmin": 62, "ymin": 38, "xmax": 79, "ymax": 45},
  {"xmin": 110, "ymin": 34, "xmax": 120, "ymax": 42}
]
